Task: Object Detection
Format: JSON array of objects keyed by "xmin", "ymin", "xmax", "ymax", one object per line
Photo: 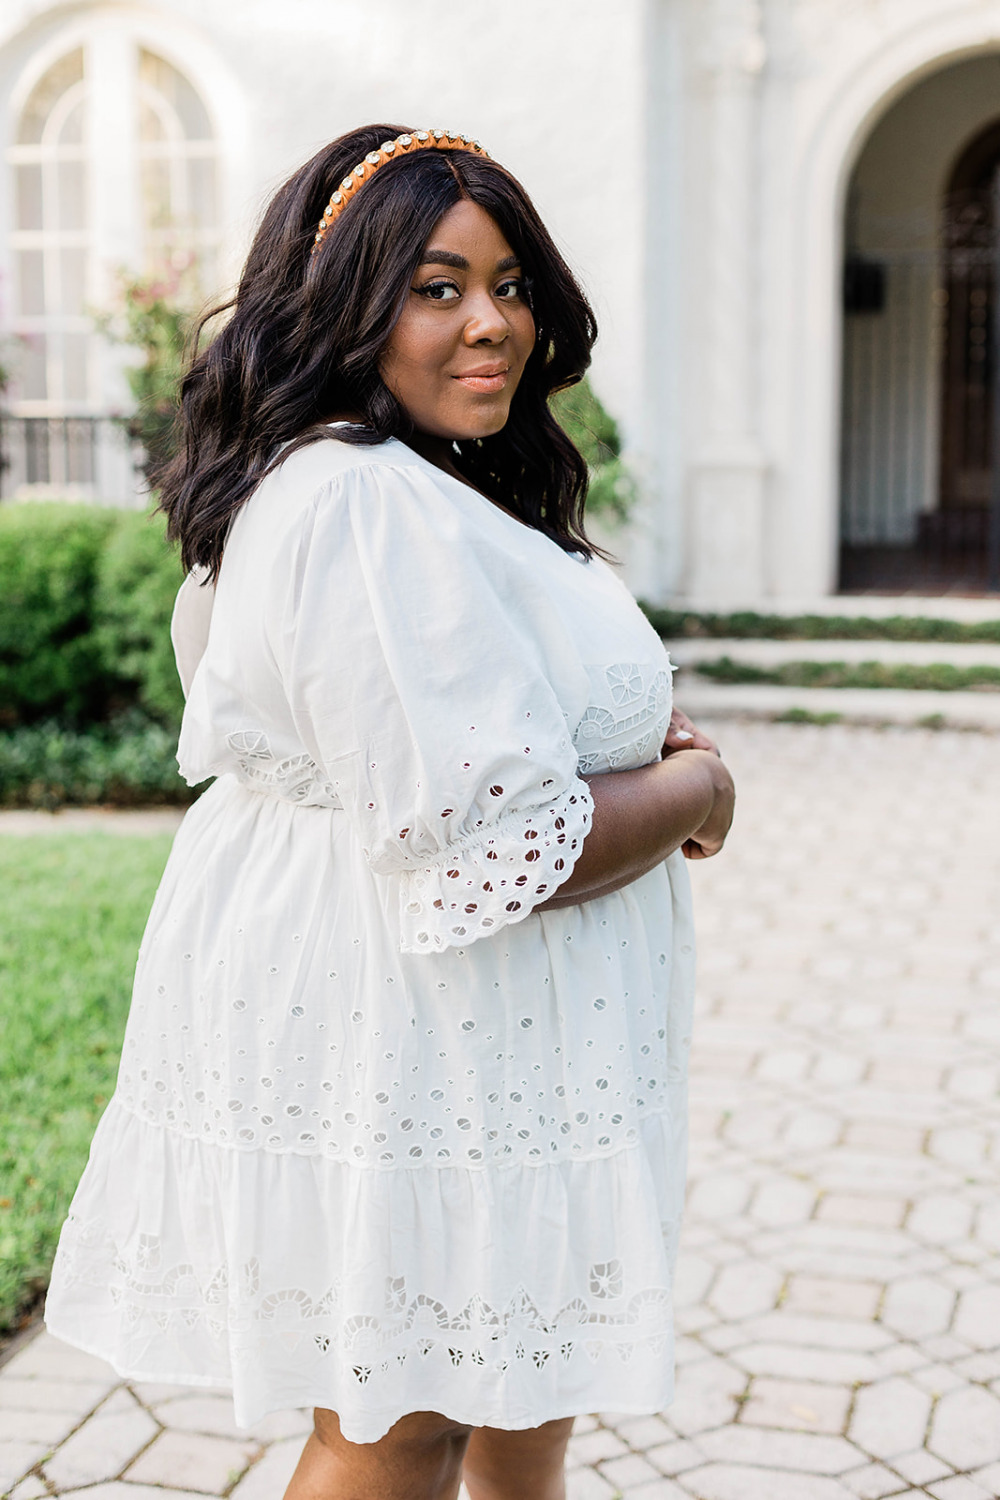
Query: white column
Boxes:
[{"xmin": 687, "ymin": 0, "xmax": 768, "ymax": 604}]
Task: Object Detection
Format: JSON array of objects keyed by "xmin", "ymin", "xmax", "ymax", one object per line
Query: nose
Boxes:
[{"xmin": 462, "ymin": 289, "xmax": 510, "ymax": 346}]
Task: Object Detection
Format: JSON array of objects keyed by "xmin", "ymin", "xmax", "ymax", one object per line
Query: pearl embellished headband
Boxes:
[{"xmin": 311, "ymin": 129, "xmax": 490, "ymax": 253}]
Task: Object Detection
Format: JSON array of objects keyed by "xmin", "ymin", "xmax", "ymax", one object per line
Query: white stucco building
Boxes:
[{"xmin": 3, "ymin": 0, "xmax": 1000, "ymax": 604}]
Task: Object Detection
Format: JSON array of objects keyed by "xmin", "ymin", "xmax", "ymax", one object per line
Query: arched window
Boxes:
[
  {"xmin": 138, "ymin": 49, "xmax": 218, "ymax": 283},
  {"xmin": 9, "ymin": 48, "xmax": 90, "ymax": 411},
  {"xmin": 3, "ymin": 39, "xmax": 219, "ymax": 499}
]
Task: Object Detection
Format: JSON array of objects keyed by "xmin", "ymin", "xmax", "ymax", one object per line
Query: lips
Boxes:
[{"xmin": 453, "ymin": 366, "xmax": 509, "ymax": 394}]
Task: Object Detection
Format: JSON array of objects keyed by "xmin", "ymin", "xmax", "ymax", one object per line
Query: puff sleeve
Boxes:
[{"xmin": 275, "ymin": 462, "xmax": 594, "ymax": 954}]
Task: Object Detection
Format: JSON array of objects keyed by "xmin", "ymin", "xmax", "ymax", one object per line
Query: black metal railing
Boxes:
[{"xmin": 0, "ymin": 415, "xmax": 143, "ymax": 506}]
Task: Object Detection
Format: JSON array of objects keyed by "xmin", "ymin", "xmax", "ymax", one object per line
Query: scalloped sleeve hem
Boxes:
[{"xmin": 397, "ymin": 779, "xmax": 594, "ymax": 954}]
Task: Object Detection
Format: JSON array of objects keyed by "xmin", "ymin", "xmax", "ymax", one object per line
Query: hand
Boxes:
[
  {"xmin": 662, "ymin": 706, "xmax": 721, "ymax": 759},
  {"xmin": 681, "ymin": 752, "xmax": 734, "ymax": 860}
]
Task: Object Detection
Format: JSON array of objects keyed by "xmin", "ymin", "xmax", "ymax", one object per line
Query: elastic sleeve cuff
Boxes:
[{"xmin": 397, "ymin": 779, "xmax": 593, "ymax": 954}]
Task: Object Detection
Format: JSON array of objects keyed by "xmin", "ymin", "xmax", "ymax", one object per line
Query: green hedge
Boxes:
[
  {"xmin": 0, "ymin": 503, "xmax": 185, "ymax": 731},
  {"xmin": 0, "ymin": 503, "xmax": 189, "ymax": 807},
  {"xmin": 0, "ymin": 717, "xmax": 200, "ymax": 810},
  {"xmin": 91, "ymin": 509, "xmax": 186, "ymax": 726},
  {"xmin": 0, "ymin": 505, "xmax": 117, "ymax": 727},
  {"xmin": 694, "ymin": 655, "xmax": 1000, "ymax": 692},
  {"xmin": 642, "ymin": 606, "xmax": 1000, "ymax": 643}
]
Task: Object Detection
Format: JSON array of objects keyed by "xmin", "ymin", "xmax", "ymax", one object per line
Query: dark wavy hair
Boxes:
[{"xmin": 157, "ymin": 124, "xmax": 600, "ymax": 577}]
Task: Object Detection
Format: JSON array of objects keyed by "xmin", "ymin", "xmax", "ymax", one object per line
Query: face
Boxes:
[{"xmin": 379, "ymin": 199, "xmax": 536, "ymax": 442}]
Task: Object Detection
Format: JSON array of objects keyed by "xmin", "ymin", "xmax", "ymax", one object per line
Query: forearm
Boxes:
[{"xmin": 538, "ymin": 751, "xmax": 724, "ymax": 910}]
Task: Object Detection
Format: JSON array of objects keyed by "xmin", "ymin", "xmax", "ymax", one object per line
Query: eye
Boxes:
[
  {"xmin": 495, "ymin": 279, "xmax": 523, "ymax": 300},
  {"xmin": 414, "ymin": 280, "xmax": 460, "ymax": 301}
]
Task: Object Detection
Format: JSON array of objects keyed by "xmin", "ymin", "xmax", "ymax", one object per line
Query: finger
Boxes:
[
  {"xmin": 664, "ymin": 730, "xmax": 719, "ymax": 758},
  {"xmin": 669, "ymin": 705, "xmax": 720, "ymax": 757},
  {"xmin": 663, "ymin": 711, "xmax": 697, "ymax": 753}
]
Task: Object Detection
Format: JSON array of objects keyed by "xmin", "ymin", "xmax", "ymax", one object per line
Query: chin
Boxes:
[{"xmin": 453, "ymin": 404, "xmax": 513, "ymax": 441}]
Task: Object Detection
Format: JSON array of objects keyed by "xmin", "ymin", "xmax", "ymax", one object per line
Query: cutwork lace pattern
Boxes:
[
  {"xmin": 225, "ymin": 730, "xmax": 342, "ymax": 808},
  {"xmin": 399, "ymin": 782, "xmax": 592, "ymax": 953},
  {"xmin": 56, "ymin": 1218, "xmax": 680, "ymax": 1381},
  {"xmin": 574, "ymin": 664, "xmax": 672, "ymax": 774}
]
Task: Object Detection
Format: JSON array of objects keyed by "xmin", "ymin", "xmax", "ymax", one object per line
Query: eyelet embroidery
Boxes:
[{"xmin": 399, "ymin": 781, "xmax": 592, "ymax": 953}]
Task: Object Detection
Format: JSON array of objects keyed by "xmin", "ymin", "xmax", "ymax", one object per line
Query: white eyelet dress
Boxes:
[{"xmin": 44, "ymin": 434, "xmax": 696, "ymax": 1443}]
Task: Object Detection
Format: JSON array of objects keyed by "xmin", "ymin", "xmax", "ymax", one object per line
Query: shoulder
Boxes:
[
  {"xmin": 271, "ymin": 430, "xmax": 426, "ymax": 494},
  {"xmin": 226, "ymin": 433, "xmax": 442, "ymax": 566},
  {"xmin": 235, "ymin": 431, "xmax": 562, "ymax": 587},
  {"xmin": 245, "ymin": 432, "xmax": 460, "ymax": 536}
]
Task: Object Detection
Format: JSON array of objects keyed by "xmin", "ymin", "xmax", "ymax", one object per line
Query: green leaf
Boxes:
[{"xmin": 550, "ymin": 377, "xmax": 636, "ymax": 522}]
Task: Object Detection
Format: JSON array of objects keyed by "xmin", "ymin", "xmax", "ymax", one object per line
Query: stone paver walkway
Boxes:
[{"xmin": 2, "ymin": 720, "xmax": 999, "ymax": 1499}]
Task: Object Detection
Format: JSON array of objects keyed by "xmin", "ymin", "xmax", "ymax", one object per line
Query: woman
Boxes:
[{"xmin": 44, "ymin": 125, "xmax": 734, "ymax": 1499}]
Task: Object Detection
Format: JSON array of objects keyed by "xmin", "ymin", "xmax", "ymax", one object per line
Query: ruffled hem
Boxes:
[
  {"xmin": 397, "ymin": 779, "xmax": 593, "ymax": 954},
  {"xmin": 43, "ymin": 1322, "xmax": 676, "ymax": 1443},
  {"xmin": 44, "ymin": 1098, "xmax": 685, "ymax": 1441}
]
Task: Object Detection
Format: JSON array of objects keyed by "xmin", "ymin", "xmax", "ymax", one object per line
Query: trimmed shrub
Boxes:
[
  {"xmin": 642, "ymin": 606, "xmax": 1000, "ymax": 644},
  {"xmin": 0, "ymin": 505, "xmax": 117, "ymax": 727},
  {"xmin": 0, "ymin": 716, "xmax": 200, "ymax": 810},
  {"xmin": 93, "ymin": 510, "xmax": 186, "ymax": 727},
  {"xmin": 692, "ymin": 656, "xmax": 1000, "ymax": 692},
  {"xmin": 0, "ymin": 503, "xmax": 184, "ymax": 731}
]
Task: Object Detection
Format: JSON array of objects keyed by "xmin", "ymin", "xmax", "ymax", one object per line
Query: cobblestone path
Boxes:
[{"xmin": 2, "ymin": 722, "xmax": 999, "ymax": 1499}]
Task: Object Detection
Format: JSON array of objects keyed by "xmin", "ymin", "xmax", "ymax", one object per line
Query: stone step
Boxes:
[
  {"xmin": 666, "ymin": 634, "xmax": 1000, "ymax": 728},
  {"xmin": 674, "ymin": 678, "xmax": 1000, "ymax": 729},
  {"xmin": 667, "ymin": 637, "xmax": 1000, "ymax": 669}
]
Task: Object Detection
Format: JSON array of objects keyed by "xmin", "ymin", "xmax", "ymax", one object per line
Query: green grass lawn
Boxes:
[{"xmin": 0, "ymin": 833, "xmax": 172, "ymax": 1336}]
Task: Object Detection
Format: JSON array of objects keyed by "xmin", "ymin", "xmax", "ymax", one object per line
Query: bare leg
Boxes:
[
  {"xmin": 283, "ymin": 1408, "xmax": 473, "ymax": 1500},
  {"xmin": 463, "ymin": 1417, "xmax": 576, "ymax": 1500}
]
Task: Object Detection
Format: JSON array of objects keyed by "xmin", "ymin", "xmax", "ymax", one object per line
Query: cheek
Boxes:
[
  {"xmin": 383, "ymin": 310, "xmax": 453, "ymax": 381},
  {"xmin": 515, "ymin": 308, "xmax": 537, "ymax": 364},
  {"xmin": 381, "ymin": 333, "xmax": 419, "ymax": 384}
]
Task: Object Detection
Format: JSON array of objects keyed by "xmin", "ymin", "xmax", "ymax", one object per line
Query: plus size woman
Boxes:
[{"xmin": 45, "ymin": 125, "xmax": 734, "ymax": 1499}]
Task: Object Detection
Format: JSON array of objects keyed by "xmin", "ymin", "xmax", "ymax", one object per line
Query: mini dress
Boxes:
[{"xmin": 44, "ymin": 433, "xmax": 696, "ymax": 1443}]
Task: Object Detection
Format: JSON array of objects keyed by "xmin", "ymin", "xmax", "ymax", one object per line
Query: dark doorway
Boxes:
[
  {"xmin": 839, "ymin": 117, "xmax": 1000, "ymax": 594},
  {"xmin": 933, "ymin": 121, "xmax": 1000, "ymax": 579}
]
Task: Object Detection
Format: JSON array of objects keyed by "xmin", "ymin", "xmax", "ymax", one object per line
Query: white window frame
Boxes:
[
  {"xmin": 2, "ymin": 9, "xmax": 248, "ymax": 429},
  {"xmin": 8, "ymin": 50, "xmax": 91, "ymax": 415}
]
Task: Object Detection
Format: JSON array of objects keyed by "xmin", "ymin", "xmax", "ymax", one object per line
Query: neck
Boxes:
[{"xmin": 406, "ymin": 430, "xmax": 463, "ymax": 480}]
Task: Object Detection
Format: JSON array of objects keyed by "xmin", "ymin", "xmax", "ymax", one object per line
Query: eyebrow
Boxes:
[{"xmin": 417, "ymin": 250, "xmax": 521, "ymax": 272}]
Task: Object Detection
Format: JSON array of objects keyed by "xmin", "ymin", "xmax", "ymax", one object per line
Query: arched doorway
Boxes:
[{"xmin": 838, "ymin": 55, "xmax": 1000, "ymax": 593}]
